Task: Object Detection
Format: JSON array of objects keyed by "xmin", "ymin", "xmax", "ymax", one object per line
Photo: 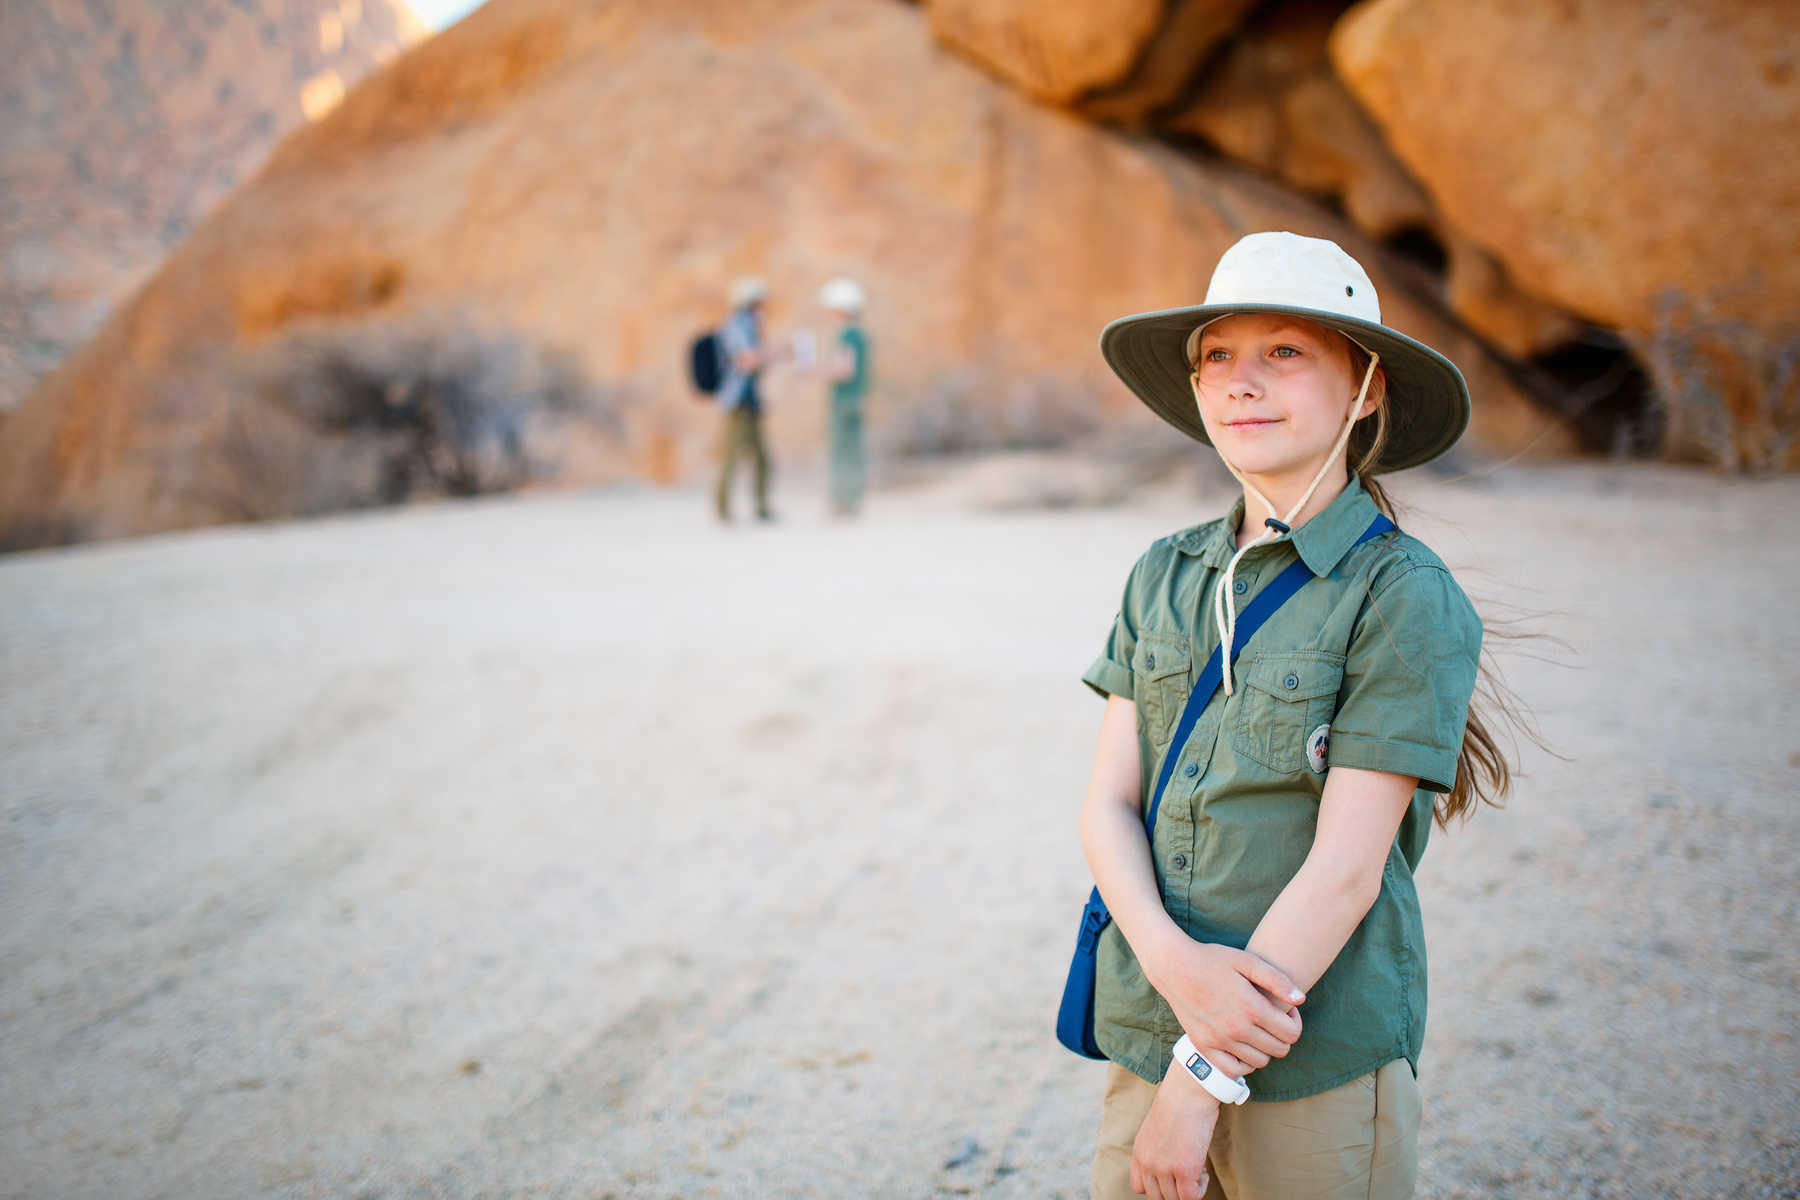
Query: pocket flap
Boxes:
[
  {"xmin": 1134, "ymin": 634, "xmax": 1191, "ymax": 681},
  {"xmin": 1242, "ymin": 652, "xmax": 1343, "ymax": 702}
]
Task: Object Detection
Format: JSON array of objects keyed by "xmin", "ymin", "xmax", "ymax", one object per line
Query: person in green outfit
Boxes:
[{"xmin": 818, "ymin": 277, "xmax": 871, "ymax": 517}]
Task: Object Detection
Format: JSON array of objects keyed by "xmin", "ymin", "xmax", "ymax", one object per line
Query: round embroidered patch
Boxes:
[{"xmin": 1306, "ymin": 723, "xmax": 1331, "ymax": 774}]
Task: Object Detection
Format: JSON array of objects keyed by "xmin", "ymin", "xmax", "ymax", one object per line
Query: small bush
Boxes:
[{"xmin": 194, "ymin": 314, "xmax": 623, "ymax": 520}]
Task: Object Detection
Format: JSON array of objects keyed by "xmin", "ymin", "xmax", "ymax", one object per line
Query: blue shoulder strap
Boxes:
[{"xmin": 1142, "ymin": 512, "xmax": 1394, "ymax": 834}]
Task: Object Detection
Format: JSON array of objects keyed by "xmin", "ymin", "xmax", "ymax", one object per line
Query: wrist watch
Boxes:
[{"xmin": 1171, "ymin": 1034, "xmax": 1251, "ymax": 1105}]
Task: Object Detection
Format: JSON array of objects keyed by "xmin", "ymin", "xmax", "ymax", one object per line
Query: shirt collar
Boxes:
[
  {"xmin": 1172, "ymin": 501, "xmax": 1244, "ymax": 567},
  {"xmin": 1173, "ymin": 475, "xmax": 1382, "ymax": 577}
]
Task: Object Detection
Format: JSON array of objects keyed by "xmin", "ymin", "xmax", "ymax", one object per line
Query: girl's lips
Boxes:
[{"xmin": 1224, "ymin": 418, "xmax": 1281, "ymax": 428}]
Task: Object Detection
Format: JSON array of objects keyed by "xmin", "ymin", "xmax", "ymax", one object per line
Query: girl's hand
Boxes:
[
  {"xmin": 1146, "ymin": 936, "xmax": 1304, "ymax": 1072},
  {"xmin": 1130, "ymin": 1066, "xmax": 1222, "ymax": 1200}
]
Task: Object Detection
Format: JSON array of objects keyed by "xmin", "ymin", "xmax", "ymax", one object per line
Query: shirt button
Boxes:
[
  {"xmin": 1145, "ymin": 653, "xmax": 1156, "ymax": 670},
  {"xmin": 1171, "ymin": 853, "xmax": 1188, "ymax": 871},
  {"xmin": 1284, "ymin": 672, "xmax": 1300, "ymax": 690},
  {"xmin": 1233, "ymin": 579, "xmax": 1249, "ymax": 595},
  {"xmin": 1183, "ymin": 762, "xmax": 1198, "ymax": 778}
]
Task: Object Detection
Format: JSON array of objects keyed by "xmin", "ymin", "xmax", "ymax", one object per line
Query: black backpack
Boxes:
[{"xmin": 689, "ymin": 329, "xmax": 724, "ymax": 396}]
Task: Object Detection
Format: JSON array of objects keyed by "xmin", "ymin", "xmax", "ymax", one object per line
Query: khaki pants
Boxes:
[
  {"xmin": 1091, "ymin": 1059, "xmax": 1420, "ymax": 1200},
  {"xmin": 715, "ymin": 406, "xmax": 771, "ymax": 519}
]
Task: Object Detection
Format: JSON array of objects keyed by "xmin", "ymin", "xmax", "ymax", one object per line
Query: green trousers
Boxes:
[
  {"xmin": 828, "ymin": 405, "xmax": 865, "ymax": 515},
  {"xmin": 715, "ymin": 406, "xmax": 771, "ymax": 520}
]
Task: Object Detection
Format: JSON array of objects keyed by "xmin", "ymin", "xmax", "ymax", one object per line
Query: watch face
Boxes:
[{"xmin": 1186, "ymin": 1052, "xmax": 1212, "ymax": 1081}]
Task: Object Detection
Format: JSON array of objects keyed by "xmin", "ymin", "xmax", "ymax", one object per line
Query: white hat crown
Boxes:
[
  {"xmin": 730, "ymin": 276, "xmax": 769, "ymax": 308},
  {"xmin": 1203, "ymin": 231, "xmax": 1380, "ymax": 323},
  {"xmin": 819, "ymin": 277, "xmax": 865, "ymax": 313}
]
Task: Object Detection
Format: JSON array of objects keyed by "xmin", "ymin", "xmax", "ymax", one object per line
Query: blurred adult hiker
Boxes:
[
  {"xmin": 715, "ymin": 276, "xmax": 777, "ymax": 523},
  {"xmin": 1064, "ymin": 232, "xmax": 1524, "ymax": 1200},
  {"xmin": 818, "ymin": 277, "xmax": 872, "ymax": 517}
]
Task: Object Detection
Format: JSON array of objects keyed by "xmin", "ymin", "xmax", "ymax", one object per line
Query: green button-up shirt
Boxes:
[{"xmin": 1081, "ymin": 476, "xmax": 1482, "ymax": 1101}]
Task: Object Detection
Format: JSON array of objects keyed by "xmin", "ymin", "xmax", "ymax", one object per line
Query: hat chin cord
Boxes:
[{"xmin": 1192, "ymin": 351, "xmax": 1379, "ymax": 695}]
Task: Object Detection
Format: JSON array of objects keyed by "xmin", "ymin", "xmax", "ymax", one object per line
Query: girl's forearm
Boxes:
[
  {"xmin": 1078, "ymin": 697, "xmax": 1185, "ymax": 973},
  {"xmin": 1081, "ymin": 793, "xmax": 1184, "ymax": 968},
  {"xmin": 1232, "ymin": 765, "xmax": 1417, "ymax": 1051},
  {"xmin": 1242, "ymin": 858, "xmax": 1381, "ymax": 994},
  {"xmin": 1177, "ymin": 845, "xmax": 1380, "ymax": 1075},
  {"xmin": 1082, "ymin": 698, "xmax": 1314, "ymax": 1069}
]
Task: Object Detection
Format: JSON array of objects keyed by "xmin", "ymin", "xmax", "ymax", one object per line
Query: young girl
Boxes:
[{"xmin": 1077, "ymin": 232, "xmax": 1511, "ymax": 1200}]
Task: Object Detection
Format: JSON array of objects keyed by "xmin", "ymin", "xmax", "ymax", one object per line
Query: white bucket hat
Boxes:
[
  {"xmin": 819, "ymin": 277, "xmax": 865, "ymax": 314},
  {"xmin": 730, "ymin": 276, "xmax": 769, "ymax": 308},
  {"xmin": 1099, "ymin": 231, "xmax": 1471, "ymax": 473}
]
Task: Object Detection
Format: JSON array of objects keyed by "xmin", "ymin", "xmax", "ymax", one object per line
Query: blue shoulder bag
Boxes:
[{"xmin": 1055, "ymin": 514, "xmax": 1393, "ymax": 1060}]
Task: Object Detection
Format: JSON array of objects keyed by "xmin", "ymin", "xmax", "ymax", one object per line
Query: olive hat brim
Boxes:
[{"xmin": 1099, "ymin": 302, "xmax": 1472, "ymax": 474}]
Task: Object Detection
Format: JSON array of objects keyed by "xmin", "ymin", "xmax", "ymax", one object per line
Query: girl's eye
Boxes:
[
  {"xmin": 1272, "ymin": 345, "xmax": 1299, "ymax": 358},
  {"xmin": 1203, "ymin": 349, "xmax": 1230, "ymax": 362}
]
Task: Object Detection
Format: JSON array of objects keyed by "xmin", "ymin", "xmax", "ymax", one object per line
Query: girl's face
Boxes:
[{"xmin": 1192, "ymin": 313, "xmax": 1379, "ymax": 487}]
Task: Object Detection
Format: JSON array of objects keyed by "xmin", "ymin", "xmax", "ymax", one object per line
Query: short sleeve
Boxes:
[
  {"xmin": 1081, "ymin": 558, "xmax": 1143, "ymax": 701},
  {"xmin": 1327, "ymin": 563, "xmax": 1482, "ymax": 794}
]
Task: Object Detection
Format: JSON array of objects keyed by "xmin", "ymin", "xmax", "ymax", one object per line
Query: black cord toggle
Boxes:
[{"xmin": 1264, "ymin": 517, "xmax": 1291, "ymax": 535}]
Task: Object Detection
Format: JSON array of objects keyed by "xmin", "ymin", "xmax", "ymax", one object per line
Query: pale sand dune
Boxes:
[{"xmin": 2, "ymin": 463, "xmax": 1795, "ymax": 1198}]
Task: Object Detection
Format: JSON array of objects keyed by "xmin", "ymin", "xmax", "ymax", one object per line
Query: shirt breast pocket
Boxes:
[
  {"xmin": 1232, "ymin": 651, "xmax": 1345, "ymax": 774},
  {"xmin": 1132, "ymin": 633, "xmax": 1193, "ymax": 746}
]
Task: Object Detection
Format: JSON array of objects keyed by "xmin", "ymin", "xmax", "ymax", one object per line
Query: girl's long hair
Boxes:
[{"xmin": 1343, "ymin": 339, "xmax": 1533, "ymax": 828}]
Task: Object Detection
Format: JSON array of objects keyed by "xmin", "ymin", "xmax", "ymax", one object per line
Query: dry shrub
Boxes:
[
  {"xmin": 1636, "ymin": 292, "xmax": 1800, "ymax": 470},
  {"xmin": 188, "ymin": 314, "xmax": 622, "ymax": 522}
]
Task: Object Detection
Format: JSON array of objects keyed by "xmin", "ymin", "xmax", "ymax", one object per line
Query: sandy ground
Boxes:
[{"xmin": 2, "ymin": 461, "xmax": 1796, "ymax": 1199}]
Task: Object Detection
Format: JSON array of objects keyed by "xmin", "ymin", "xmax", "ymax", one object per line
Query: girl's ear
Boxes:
[{"xmin": 1356, "ymin": 365, "xmax": 1388, "ymax": 421}]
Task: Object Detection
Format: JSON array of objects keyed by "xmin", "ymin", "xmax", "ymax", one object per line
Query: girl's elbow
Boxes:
[
  {"xmin": 1345, "ymin": 869, "xmax": 1385, "ymax": 916},
  {"xmin": 1077, "ymin": 800, "xmax": 1109, "ymax": 864},
  {"xmin": 1077, "ymin": 790, "xmax": 1135, "ymax": 868},
  {"xmin": 1314, "ymin": 862, "xmax": 1384, "ymax": 918}
]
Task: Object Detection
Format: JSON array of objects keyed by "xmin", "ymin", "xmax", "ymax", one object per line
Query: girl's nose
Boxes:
[{"xmin": 1227, "ymin": 361, "xmax": 1261, "ymax": 401}]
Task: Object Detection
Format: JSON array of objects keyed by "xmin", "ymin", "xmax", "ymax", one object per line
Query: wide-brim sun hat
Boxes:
[
  {"xmin": 1100, "ymin": 231, "xmax": 1471, "ymax": 473},
  {"xmin": 730, "ymin": 276, "xmax": 769, "ymax": 308},
  {"xmin": 819, "ymin": 277, "xmax": 865, "ymax": 313}
]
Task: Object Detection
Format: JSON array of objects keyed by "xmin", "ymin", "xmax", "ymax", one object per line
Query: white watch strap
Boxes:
[{"xmin": 1171, "ymin": 1034, "xmax": 1251, "ymax": 1105}]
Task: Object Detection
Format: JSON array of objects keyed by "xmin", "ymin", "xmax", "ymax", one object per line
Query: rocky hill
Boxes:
[
  {"xmin": 928, "ymin": 0, "xmax": 1799, "ymax": 468},
  {"xmin": 1331, "ymin": 0, "xmax": 1800, "ymax": 468},
  {"xmin": 2, "ymin": 0, "xmax": 1580, "ymax": 547},
  {"xmin": 0, "ymin": 0, "xmax": 423, "ymax": 410}
]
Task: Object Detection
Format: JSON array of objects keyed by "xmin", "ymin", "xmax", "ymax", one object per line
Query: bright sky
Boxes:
[{"xmin": 406, "ymin": 0, "xmax": 486, "ymax": 31}]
